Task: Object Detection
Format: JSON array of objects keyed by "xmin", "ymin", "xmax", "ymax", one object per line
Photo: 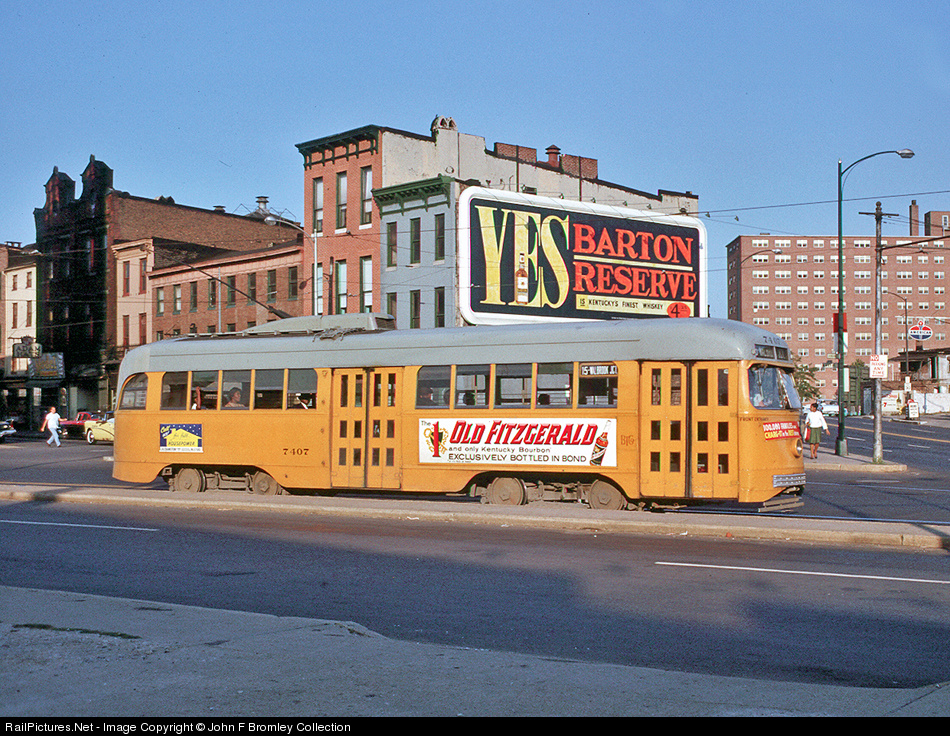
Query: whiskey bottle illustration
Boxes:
[
  {"xmin": 589, "ymin": 423, "xmax": 611, "ymax": 466},
  {"xmin": 515, "ymin": 253, "xmax": 529, "ymax": 305}
]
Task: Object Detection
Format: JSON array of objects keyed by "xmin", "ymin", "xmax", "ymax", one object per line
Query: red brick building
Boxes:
[{"xmin": 34, "ymin": 156, "xmax": 294, "ymax": 413}]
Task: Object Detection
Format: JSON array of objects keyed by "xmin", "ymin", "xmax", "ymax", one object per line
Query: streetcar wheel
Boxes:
[
  {"xmin": 588, "ymin": 480, "xmax": 628, "ymax": 511},
  {"xmin": 250, "ymin": 471, "xmax": 283, "ymax": 495},
  {"xmin": 175, "ymin": 467, "xmax": 206, "ymax": 493},
  {"xmin": 86, "ymin": 430, "xmax": 96, "ymax": 444},
  {"xmin": 484, "ymin": 477, "xmax": 525, "ymax": 506}
]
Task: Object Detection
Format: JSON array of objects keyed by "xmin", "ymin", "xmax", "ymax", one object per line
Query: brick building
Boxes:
[
  {"xmin": 0, "ymin": 243, "xmax": 39, "ymax": 425},
  {"xmin": 726, "ymin": 200, "xmax": 949, "ymax": 402},
  {"xmin": 290, "ymin": 116, "xmax": 699, "ymax": 320},
  {"xmin": 33, "ymin": 156, "xmax": 295, "ymax": 414}
]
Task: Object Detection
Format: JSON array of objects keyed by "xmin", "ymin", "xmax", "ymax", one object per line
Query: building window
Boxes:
[
  {"xmin": 334, "ymin": 260, "xmax": 347, "ymax": 314},
  {"xmin": 386, "ymin": 222, "xmax": 397, "ymax": 267},
  {"xmin": 360, "ymin": 167, "xmax": 373, "ymax": 226},
  {"xmin": 386, "ymin": 292, "xmax": 397, "ymax": 321},
  {"xmin": 173, "ymin": 284, "xmax": 182, "ymax": 314},
  {"xmin": 123, "ymin": 261, "xmax": 131, "ymax": 296},
  {"xmin": 208, "ymin": 279, "xmax": 217, "ymax": 309},
  {"xmin": 189, "ymin": 281, "xmax": 198, "ymax": 312},
  {"xmin": 360, "ymin": 257, "xmax": 372, "ymax": 313},
  {"xmin": 434, "ymin": 214, "xmax": 445, "ymax": 261},
  {"xmin": 410, "ymin": 290, "xmax": 421, "ymax": 329},
  {"xmin": 434, "ymin": 286, "xmax": 445, "ymax": 327},
  {"xmin": 410, "ymin": 218, "xmax": 421, "ymax": 264},
  {"xmin": 267, "ymin": 269, "xmax": 277, "ymax": 303},
  {"xmin": 247, "ymin": 273, "xmax": 257, "ymax": 304},
  {"xmin": 312, "ymin": 178, "xmax": 323, "ymax": 235},
  {"xmin": 156, "ymin": 287, "xmax": 165, "ymax": 316},
  {"xmin": 336, "ymin": 172, "xmax": 347, "ymax": 230},
  {"xmin": 122, "ymin": 315, "xmax": 130, "ymax": 347},
  {"xmin": 226, "ymin": 275, "xmax": 236, "ymax": 306},
  {"xmin": 139, "ymin": 258, "xmax": 147, "ymax": 293},
  {"xmin": 288, "ymin": 266, "xmax": 299, "ymax": 300}
]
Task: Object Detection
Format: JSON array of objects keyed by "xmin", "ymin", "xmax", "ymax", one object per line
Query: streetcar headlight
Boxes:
[{"xmin": 793, "ymin": 438, "xmax": 803, "ymax": 458}]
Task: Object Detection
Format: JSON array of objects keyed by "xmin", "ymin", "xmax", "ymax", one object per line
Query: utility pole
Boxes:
[{"xmin": 861, "ymin": 201, "xmax": 898, "ymax": 463}]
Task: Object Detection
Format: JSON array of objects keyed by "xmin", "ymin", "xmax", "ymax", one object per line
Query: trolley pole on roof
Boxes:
[{"xmin": 835, "ymin": 149, "xmax": 913, "ymax": 457}]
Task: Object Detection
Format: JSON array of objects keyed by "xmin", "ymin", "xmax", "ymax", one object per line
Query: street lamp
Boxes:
[
  {"xmin": 835, "ymin": 149, "xmax": 913, "ymax": 456},
  {"xmin": 265, "ymin": 215, "xmax": 319, "ymax": 316}
]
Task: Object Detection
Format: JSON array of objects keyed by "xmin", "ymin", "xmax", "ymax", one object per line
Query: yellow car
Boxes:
[{"xmin": 84, "ymin": 413, "xmax": 115, "ymax": 444}]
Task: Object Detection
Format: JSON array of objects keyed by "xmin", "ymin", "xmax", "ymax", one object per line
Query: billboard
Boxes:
[{"xmin": 458, "ymin": 188, "xmax": 706, "ymax": 325}]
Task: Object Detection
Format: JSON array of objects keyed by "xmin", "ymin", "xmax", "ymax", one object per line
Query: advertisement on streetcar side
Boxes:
[
  {"xmin": 419, "ymin": 417, "xmax": 616, "ymax": 467},
  {"xmin": 458, "ymin": 188, "xmax": 707, "ymax": 325}
]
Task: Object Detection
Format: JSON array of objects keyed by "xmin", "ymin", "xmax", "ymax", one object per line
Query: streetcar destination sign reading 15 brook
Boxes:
[{"xmin": 458, "ymin": 188, "xmax": 707, "ymax": 325}]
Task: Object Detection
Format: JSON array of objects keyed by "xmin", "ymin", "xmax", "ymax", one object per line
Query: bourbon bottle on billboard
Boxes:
[
  {"xmin": 515, "ymin": 253, "xmax": 529, "ymax": 305},
  {"xmin": 590, "ymin": 429, "xmax": 609, "ymax": 466}
]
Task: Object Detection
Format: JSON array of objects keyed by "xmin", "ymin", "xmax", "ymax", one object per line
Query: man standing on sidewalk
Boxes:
[{"xmin": 40, "ymin": 406, "xmax": 61, "ymax": 448}]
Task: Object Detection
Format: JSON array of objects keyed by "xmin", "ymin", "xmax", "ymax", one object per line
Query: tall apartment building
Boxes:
[
  {"xmin": 290, "ymin": 116, "xmax": 698, "ymax": 319},
  {"xmin": 726, "ymin": 201, "xmax": 949, "ymax": 401}
]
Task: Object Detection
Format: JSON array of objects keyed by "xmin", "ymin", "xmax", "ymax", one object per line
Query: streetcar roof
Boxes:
[{"xmin": 118, "ymin": 318, "xmax": 792, "ymax": 384}]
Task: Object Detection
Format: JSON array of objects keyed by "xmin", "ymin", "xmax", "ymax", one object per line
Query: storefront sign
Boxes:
[
  {"xmin": 419, "ymin": 417, "xmax": 616, "ymax": 467},
  {"xmin": 458, "ymin": 188, "xmax": 706, "ymax": 325}
]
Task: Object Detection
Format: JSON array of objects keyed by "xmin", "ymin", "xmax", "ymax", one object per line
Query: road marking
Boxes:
[
  {"xmin": 656, "ymin": 561, "xmax": 950, "ymax": 586},
  {"xmin": 0, "ymin": 519, "xmax": 157, "ymax": 532}
]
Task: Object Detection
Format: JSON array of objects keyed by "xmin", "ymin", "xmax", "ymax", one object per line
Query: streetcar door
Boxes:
[
  {"xmin": 639, "ymin": 363, "xmax": 688, "ymax": 498},
  {"xmin": 365, "ymin": 368, "xmax": 402, "ymax": 489},
  {"xmin": 689, "ymin": 363, "xmax": 740, "ymax": 499},
  {"xmin": 331, "ymin": 369, "xmax": 367, "ymax": 488},
  {"xmin": 331, "ymin": 367, "xmax": 402, "ymax": 490}
]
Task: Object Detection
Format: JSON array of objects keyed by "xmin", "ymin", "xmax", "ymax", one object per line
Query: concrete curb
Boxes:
[{"xmin": 2, "ymin": 482, "xmax": 947, "ymax": 551}]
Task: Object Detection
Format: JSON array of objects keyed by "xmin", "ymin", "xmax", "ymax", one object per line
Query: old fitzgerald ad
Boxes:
[
  {"xmin": 459, "ymin": 188, "xmax": 706, "ymax": 325},
  {"xmin": 419, "ymin": 417, "xmax": 616, "ymax": 467}
]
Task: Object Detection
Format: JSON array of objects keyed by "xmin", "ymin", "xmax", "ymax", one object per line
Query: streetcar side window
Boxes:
[
  {"xmin": 416, "ymin": 366, "xmax": 450, "ymax": 408},
  {"xmin": 494, "ymin": 364, "xmax": 532, "ymax": 408},
  {"xmin": 287, "ymin": 369, "xmax": 317, "ymax": 409},
  {"xmin": 118, "ymin": 373, "xmax": 148, "ymax": 410},
  {"xmin": 537, "ymin": 363, "xmax": 572, "ymax": 408},
  {"xmin": 160, "ymin": 372, "xmax": 188, "ymax": 410},
  {"xmin": 579, "ymin": 363, "xmax": 617, "ymax": 407},
  {"xmin": 191, "ymin": 371, "xmax": 219, "ymax": 410},
  {"xmin": 455, "ymin": 364, "xmax": 489, "ymax": 408},
  {"xmin": 254, "ymin": 369, "xmax": 284, "ymax": 409},
  {"xmin": 221, "ymin": 370, "xmax": 250, "ymax": 409}
]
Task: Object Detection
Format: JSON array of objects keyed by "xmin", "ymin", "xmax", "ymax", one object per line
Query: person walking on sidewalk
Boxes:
[
  {"xmin": 40, "ymin": 406, "xmax": 61, "ymax": 448},
  {"xmin": 804, "ymin": 402, "xmax": 829, "ymax": 459}
]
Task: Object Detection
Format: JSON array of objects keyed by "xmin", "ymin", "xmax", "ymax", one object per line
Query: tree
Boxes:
[{"xmin": 793, "ymin": 359, "xmax": 820, "ymax": 404}]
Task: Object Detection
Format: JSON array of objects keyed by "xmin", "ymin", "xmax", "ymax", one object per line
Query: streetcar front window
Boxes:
[
  {"xmin": 119, "ymin": 373, "xmax": 148, "ymax": 410},
  {"xmin": 747, "ymin": 364, "xmax": 801, "ymax": 410}
]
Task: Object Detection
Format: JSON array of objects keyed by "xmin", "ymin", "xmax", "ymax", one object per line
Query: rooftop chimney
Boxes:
[
  {"xmin": 256, "ymin": 196, "xmax": 269, "ymax": 213},
  {"xmin": 910, "ymin": 200, "xmax": 919, "ymax": 237},
  {"xmin": 546, "ymin": 145, "xmax": 561, "ymax": 167}
]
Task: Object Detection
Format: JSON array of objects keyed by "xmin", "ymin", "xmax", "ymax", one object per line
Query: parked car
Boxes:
[
  {"xmin": 820, "ymin": 402, "xmax": 840, "ymax": 416},
  {"xmin": 84, "ymin": 413, "xmax": 114, "ymax": 444},
  {"xmin": 62, "ymin": 411, "xmax": 100, "ymax": 438},
  {"xmin": 0, "ymin": 420, "xmax": 16, "ymax": 443}
]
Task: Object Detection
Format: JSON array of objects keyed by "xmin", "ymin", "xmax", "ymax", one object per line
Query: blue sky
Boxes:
[{"xmin": 2, "ymin": 0, "xmax": 947, "ymax": 318}]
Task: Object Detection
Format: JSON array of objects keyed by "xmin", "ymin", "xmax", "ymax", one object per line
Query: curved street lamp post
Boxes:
[{"xmin": 835, "ymin": 149, "xmax": 913, "ymax": 457}]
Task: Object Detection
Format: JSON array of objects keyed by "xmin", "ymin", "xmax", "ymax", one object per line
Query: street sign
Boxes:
[
  {"xmin": 869, "ymin": 354, "xmax": 888, "ymax": 379},
  {"xmin": 908, "ymin": 321, "xmax": 933, "ymax": 341}
]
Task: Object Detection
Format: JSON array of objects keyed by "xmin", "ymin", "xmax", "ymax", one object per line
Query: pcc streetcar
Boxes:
[{"xmin": 113, "ymin": 314, "xmax": 806, "ymax": 510}]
